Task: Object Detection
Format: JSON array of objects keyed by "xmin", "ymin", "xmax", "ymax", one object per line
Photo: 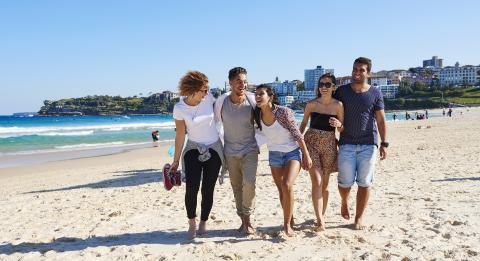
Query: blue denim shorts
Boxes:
[
  {"xmin": 268, "ymin": 148, "xmax": 301, "ymax": 168},
  {"xmin": 337, "ymin": 144, "xmax": 377, "ymax": 188}
]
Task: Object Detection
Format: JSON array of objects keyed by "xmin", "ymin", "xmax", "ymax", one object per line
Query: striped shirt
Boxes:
[{"xmin": 334, "ymin": 84, "xmax": 384, "ymax": 146}]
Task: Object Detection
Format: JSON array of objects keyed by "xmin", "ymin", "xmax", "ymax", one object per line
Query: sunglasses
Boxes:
[{"xmin": 318, "ymin": 82, "xmax": 334, "ymax": 88}]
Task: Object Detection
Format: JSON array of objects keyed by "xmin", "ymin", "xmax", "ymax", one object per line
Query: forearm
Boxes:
[
  {"xmin": 298, "ymin": 139, "xmax": 310, "ymax": 157},
  {"xmin": 173, "ymin": 133, "xmax": 185, "ymax": 162},
  {"xmin": 299, "ymin": 121, "xmax": 307, "ymax": 134},
  {"xmin": 377, "ymin": 120, "xmax": 387, "ymax": 142}
]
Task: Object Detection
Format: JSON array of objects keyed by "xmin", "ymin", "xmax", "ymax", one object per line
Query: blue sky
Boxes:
[{"xmin": 1, "ymin": 0, "xmax": 479, "ymax": 114}]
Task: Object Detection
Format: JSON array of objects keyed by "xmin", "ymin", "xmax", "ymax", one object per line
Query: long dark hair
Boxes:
[
  {"xmin": 253, "ymin": 84, "xmax": 278, "ymax": 131},
  {"xmin": 316, "ymin": 73, "xmax": 337, "ymax": 98}
]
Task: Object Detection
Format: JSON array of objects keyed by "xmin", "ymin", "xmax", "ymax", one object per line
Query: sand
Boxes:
[{"xmin": 1, "ymin": 108, "xmax": 479, "ymax": 260}]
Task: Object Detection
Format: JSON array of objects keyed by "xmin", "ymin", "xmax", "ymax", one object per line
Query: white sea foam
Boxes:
[
  {"xmin": 39, "ymin": 130, "xmax": 95, "ymax": 136},
  {"xmin": 54, "ymin": 141, "xmax": 126, "ymax": 149},
  {"xmin": 0, "ymin": 121, "xmax": 175, "ymax": 138},
  {"xmin": 103, "ymin": 127, "xmax": 124, "ymax": 131}
]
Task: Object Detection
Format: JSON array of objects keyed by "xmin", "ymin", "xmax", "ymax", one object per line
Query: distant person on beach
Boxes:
[
  {"xmin": 405, "ymin": 111, "xmax": 410, "ymax": 120},
  {"xmin": 254, "ymin": 84, "xmax": 312, "ymax": 236},
  {"xmin": 299, "ymin": 73, "xmax": 343, "ymax": 231},
  {"xmin": 169, "ymin": 71, "xmax": 225, "ymax": 239},
  {"xmin": 333, "ymin": 57, "xmax": 388, "ymax": 230},
  {"xmin": 213, "ymin": 67, "xmax": 261, "ymax": 235},
  {"xmin": 393, "ymin": 113, "xmax": 397, "ymax": 121},
  {"xmin": 151, "ymin": 130, "xmax": 159, "ymax": 142},
  {"xmin": 443, "ymin": 108, "xmax": 446, "ymax": 116},
  {"xmin": 448, "ymin": 108, "xmax": 453, "ymax": 117},
  {"xmin": 425, "ymin": 110, "xmax": 429, "ymax": 119}
]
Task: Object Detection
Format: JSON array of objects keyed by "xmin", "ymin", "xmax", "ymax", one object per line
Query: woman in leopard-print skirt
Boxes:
[{"xmin": 299, "ymin": 73, "xmax": 344, "ymax": 232}]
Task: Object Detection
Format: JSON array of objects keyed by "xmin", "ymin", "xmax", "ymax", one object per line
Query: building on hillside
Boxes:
[
  {"xmin": 296, "ymin": 90, "xmax": 316, "ymax": 102},
  {"xmin": 304, "ymin": 66, "xmax": 334, "ymax": 91},
  {"xmin": 439, "ymin": 63, "xmax": 480, "ymax": 86},
  {"xmin": 277, "ymin": 95, "xmax": 295, "ymax": 107},
  {"xmin": 375, "ymin": 84, "xmax": 399, "ymax": 99},
  {"xmin": 161, "ymin": 91, "xmax": 179, "ymax": 101},
  {"xmin": 336, "ymin": 76, "xmax": 352, "ymax": 86},
  {"xmin": 370, "ymin": 77, "xmax": 389, "ymax": 86},
  {"xmin": 266, "ymin": 80, "xmax": 298, "ymax": 96},
  {"xmin": 423, "ymin": 56, "xmax": 443, "ymax": 68}
]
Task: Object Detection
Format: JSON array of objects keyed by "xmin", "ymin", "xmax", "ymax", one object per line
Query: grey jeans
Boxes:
[{"xmin": 225, "ymin": 149, "xmax": 259, "ymax": 217}]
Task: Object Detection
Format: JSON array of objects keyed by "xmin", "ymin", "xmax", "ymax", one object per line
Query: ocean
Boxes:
[{"xmin": 0, "ymin": 111, "xmax": 440, "ymax": 168}]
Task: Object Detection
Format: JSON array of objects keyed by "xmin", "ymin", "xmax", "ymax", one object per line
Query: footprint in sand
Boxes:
[
  {"xmin": 448, "ymin": 220, "xmax": 464, "ymax": 226},
  {"xmin": 467, "ymin": 250, "xmax": 478, "ymax": 257},
  {"xmin": 358, "ymin": 236, "xmax": 368, "ymax": 243}
]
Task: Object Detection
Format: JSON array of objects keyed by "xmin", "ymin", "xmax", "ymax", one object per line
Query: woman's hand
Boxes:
[
  {"xmin": 170, "ymin": 160, "xmax": 179, "ymax": 173},
  {"xmin": 302, "ymin": 153, "xmax": 313, "ymax": 170},
  {"xmin": 329, "ymin": 117, "xmax": 342, "ymax": 128}
]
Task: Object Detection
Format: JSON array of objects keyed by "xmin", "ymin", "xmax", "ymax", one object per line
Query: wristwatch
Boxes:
[{"xmin": 380, "ymin": 141, "xmax": 389, "ymax": 148}]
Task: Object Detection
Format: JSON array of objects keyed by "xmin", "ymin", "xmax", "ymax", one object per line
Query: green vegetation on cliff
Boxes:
[
  {"xmin": 38, "ymin": 94, "xmax": 179, "ymax": 115},
  {"xmin": 385, "ymin": 87, "xmax": 480, "ymax": 110}
]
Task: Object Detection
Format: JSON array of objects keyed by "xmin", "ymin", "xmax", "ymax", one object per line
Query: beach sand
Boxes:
[{"xmin": 1, "ymin": 108, "xmax": 479, "ymax": 260}]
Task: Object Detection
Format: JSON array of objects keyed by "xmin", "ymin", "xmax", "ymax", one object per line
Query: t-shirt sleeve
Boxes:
[
  {"xmin": 374, "ymin": 89, "xmax": 385, "ymax": 111},
  {"xmin": 172, "ymin": 104, "xmax": 184, "ymax": 120}
]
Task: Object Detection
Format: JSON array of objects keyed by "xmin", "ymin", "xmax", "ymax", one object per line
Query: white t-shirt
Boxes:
[
  {"xmin": 261, "ymin": 120, "xmax": 298, "ymax": 152},
  {"xmin": 173, "ymin": 94, "xmax": 219, "ymax": 145}
]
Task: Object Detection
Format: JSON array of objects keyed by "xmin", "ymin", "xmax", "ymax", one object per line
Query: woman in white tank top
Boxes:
[{"xmin": 253, "ymin": 84, "xmax": 312, "ymax": 237}]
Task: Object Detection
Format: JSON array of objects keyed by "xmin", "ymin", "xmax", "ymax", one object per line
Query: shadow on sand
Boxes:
[
  {"xmin": 24, "ymin": 169, "xmax": 161, "ymax": 194},
  {"xmin": 0, "ymin": 228, "xmax": 277, "ymax": 255},
  {"xmin": 431, "ymin": 177, "xmax": 480, "ymax": 182}
]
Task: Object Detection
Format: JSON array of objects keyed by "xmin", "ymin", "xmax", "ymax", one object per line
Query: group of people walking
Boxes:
[{"xmin": 168, "ymin": 57, "xmax": 388, "ymax": 239}]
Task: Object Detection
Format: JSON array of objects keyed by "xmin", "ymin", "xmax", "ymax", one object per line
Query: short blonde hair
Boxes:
[{"xmin": 178, "ymin": 71, "xmax": 209, "ymax": 96}]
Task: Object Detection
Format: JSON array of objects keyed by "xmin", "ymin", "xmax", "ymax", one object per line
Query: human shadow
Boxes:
[
  {"xmin": 431, "ymin": 177, "xmax": 480, "ymax": 182},
  {"xmin": 0, "ymin": 228, "xmax": 270, "ymax": 255},
  {"xmin": 24, "ymin": 169, "xmax": 161, "ymax": 194}
]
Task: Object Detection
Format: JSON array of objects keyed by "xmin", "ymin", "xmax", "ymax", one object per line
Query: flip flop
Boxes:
[{"xmin": 162, "ymin": 163, "xmax": 173, "ymax": 190}]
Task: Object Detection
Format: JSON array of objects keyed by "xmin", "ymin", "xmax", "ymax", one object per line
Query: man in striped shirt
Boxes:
[{"xmin": 333, "ymin": 57, "xmax": 388, "ymax": 230}]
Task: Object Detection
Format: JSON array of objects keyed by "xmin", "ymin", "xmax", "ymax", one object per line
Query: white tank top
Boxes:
[{"xmin": 261, "ymin": 120, "xmax": 299, "ymax": 152}]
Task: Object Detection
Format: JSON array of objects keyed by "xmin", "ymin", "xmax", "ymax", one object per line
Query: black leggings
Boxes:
[{"xmin": 184, "ymin": 149, "xmax": 221, "ymax": 221}]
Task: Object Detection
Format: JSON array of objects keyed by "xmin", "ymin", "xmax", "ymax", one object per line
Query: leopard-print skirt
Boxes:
[{"xmin": 304, "ymin": 128, "xmax": 338, "ymax": 175}]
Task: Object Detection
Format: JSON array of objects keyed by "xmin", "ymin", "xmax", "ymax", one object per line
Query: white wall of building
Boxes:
[{"xmin": 439, "ymin": 65, "xmax": 480, "ymax": 85}]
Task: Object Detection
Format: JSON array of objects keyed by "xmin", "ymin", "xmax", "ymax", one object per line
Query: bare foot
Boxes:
[
  {"xmin": 314, "ymin": 220, "xmax": 326, "ymax": 232},
  {"xmin": 354, "ymin": 217, "xmax": 366, "ymax": 230},
  {"xmin": 290, "ymin": 216, "xmax": 299, "ymax": 230},
  {"xmin": 198, "ymin": 221, "xmax": 206, "ymax": 235},
  {"xmin": 314, "ymin": 225, "xmax": 326, "ymax": 232},
  {"xmin": 284, "ymin": 225, "xmax": 295, "ymax": 237},
  {"xmin": 244, "ymin": 224, "xmax": 255, "ymax": 235},
  {"xmin": 187, "ymin": 219, "xmax": 196, "ymax": 239},
  {"xmin": 341, "ymin": 202, "xmax": 350, "ymax": 220},
  {"xmin": 243, "ymin": 216, "xmax": 255, "ymax": 235}
]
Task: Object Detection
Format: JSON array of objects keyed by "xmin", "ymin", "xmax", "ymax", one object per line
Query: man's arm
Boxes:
[{"xmin": 375, "ymin": 109, "xmax": 387, "ymax": 160}]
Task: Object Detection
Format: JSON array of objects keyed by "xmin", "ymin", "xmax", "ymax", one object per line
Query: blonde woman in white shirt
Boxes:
[{"xmin": 170, "ymin": 71, "xmax": 226, "ymax": 240}]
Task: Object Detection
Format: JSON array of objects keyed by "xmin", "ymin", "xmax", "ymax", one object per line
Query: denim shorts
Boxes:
[
  {"xmin": 268, "ymin": 148, "xmax": 301, "ymax": 168},
  {"xmin": 337, "ymin": 144, "xmax": 377, "ymax": 188}
]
